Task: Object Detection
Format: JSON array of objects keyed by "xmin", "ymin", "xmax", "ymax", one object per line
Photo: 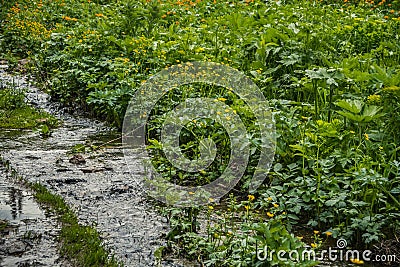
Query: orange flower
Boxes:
[{"xmin": 95, "ymin": 13, "xmax": 104, "ymax": 17}]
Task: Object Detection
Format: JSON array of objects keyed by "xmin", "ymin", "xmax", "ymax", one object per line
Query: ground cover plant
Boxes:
[
  {"xmin": 1, "ymin": 0, "xmax": 400, "ymax": 266},
  {"xmin": 0, "ymin": 81, "xmax": 58, "ymax": 130}
]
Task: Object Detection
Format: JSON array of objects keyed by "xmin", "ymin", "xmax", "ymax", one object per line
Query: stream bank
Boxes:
[{"xmin": 0, "ymin": 67, "xmax": 195, "ymax": 266}]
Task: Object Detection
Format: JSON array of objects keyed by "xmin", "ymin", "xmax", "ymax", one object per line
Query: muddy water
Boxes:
[{"xmin": 0, "ymin": 70, "xmax": 194, "ymax": 266}]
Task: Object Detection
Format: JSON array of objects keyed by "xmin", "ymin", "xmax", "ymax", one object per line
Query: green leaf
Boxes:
[{"xmin": 335, "ymin": 99, "xmax": 363, "ymax": 114}]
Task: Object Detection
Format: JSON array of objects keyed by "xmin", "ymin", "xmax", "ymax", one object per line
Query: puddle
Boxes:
[{"xmin": 0, "ymin": 167, "xmax": 68, "ymax": 267}]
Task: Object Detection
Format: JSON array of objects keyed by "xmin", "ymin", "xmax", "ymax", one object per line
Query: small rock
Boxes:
[{"xmin": 69, "ymin": 154, "xmax": 86, "ymax": 164}]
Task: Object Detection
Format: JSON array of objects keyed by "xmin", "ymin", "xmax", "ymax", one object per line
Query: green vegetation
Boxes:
[
  {"xmin": 0, "ymin": 156, "xmax": 121, "ymax": 267},
  {"xmin": 0, "ymin": 85, "xmax": 58, "ymax": 129},
  {"xmin": 1, "ymin": 0, "xmax": 400, "ymax": 266},
  {"xmin": 0, "ymin": 219, "xmax": 8, "ymax": 233}
]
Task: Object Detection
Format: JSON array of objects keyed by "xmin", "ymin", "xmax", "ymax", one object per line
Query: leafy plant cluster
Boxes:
[{"xmin": 2, "ymin": 0, "xmax": 400, "ymax": 265}]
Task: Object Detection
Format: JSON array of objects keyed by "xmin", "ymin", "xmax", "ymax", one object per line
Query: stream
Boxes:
[
  {"xmin": 0, "ymin": 67, "xmax": 396, "ymax": 267},
  {"xmin": 0, "ymin": 68, "xmax": 194, "ymax": 266}
]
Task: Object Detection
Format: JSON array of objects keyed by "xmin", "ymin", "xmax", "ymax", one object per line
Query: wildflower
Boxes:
[
  {"xmin": 248, "ymin": 195, "xmax": 255, "ymax": 201},
  {"xmin": 217, "ymin": 97, "xmax": 227, "ymax": 102},
  {"xmin": 384, "ymin": 15, "xmax": 389, "ymax": 20},
  {"xmin": 367, "ymin": 94, "xmax": 381, "ymax": 103},
  {"xmin": 314, "ymin": 230, "xmax": 320, "ymax": 234},
  {"xmin": 267, "ymin": 197, "xmax": 272, "ymax": 201},
  {"xmin": 390, "ymin": 10, "xmax": 395, "ymax": 14},
  {"xmin": 267, "ymin": 212, "xmax": 274, "ymax": 218},
  {"xmin": 350, "ymin": 130, "xmax": 355, "ymax": 134},
  {"xmin": 188, "ymin": 191, "xmax": 195, "ymax": 195},
  {"xmin": 208, "ymin": 205, "xmax": 214, "ymax": 210},
  {"xmin": 311, "ymin": 243, "xmax": 317, "ymax": 248},
  {"xmin": 95, "ymin": 13, "xmax": 104, "ymax": 17},
  {"xmin": 350, "ymin": 258, "xmax": 364, "ymax": 265},
  {"xmin": 273, "ymin": 203, "xmax": 279, "ymax": 208},
  {"xmin": 161, "ymin": 14, "xmax": 167, "ymax": 18},
  {"xmin": 383, "ymin": 85, "xmax": 400, "ymax": 92},
  {"xmin": 244, "ymin": 205, "xmax": 250, "ymax": 211},
  {"xmin": 364, "ymin": 133, "xmax": 369, "ymax": 140},
  {"xmin": 282, "ymin": 211, "xmax": 286, "ymax": 215},
  {"xmin": 325, "ymin": 231, "xmax": 332, "ymax": 236}
]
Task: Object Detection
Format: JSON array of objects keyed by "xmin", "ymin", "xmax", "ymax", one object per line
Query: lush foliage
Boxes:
[{"xmin": 2, "ymin": 0, "xmax": 400, "ymax": 266}]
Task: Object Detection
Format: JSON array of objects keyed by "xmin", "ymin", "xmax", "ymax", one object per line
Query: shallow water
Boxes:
[
  {"xmin": 0, "ymin": 70, "xmax": 193, "ymax": 266},
  {"xmin": 0, "ymin": 167, "xmax": 69, "ymax": 267}
]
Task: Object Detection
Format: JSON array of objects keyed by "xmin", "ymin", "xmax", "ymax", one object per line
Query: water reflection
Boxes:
[
  {"xmin": 7, "ymin": 187, "xmax": 23, "ymax": 220},
  {"xmin": 0, "ymin": 177, "xmax": 44, "ymax": 221}
]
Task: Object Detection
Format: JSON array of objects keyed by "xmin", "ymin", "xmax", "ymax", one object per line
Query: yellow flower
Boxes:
[
  {"xmin": 267, "ymin": 197, "xmax": 272, "ymax": 201},
  {"xmin": 248, "ymin": 195, "xmax": 255, "ymax": 201},
  {"xmin": 188, "ymin": 191, "xmax": 195, "ymax": 195},
  {"xmin": 350, "ymin": 130, "xmax": 355, "ymax": 134},
  {"xmin": 325, "ymin": 231, "xmax": 332, "ymax": 236},
  {"xmin": 314, "ymin": 230, "xmax": 320, "ymax": 234},
  {"xmin": 273, "ymin": 203, "xmax": 279, "ymax": 208},
  {"xmin": 367, "ymin": 94, "xmax": 381, "ymax": 103},
  {"xmin": 208, "ymin": 205, "xmax": 214, "ymax": 210},
  {"xmin": 350, "ymin": 258, "xmax": 364, "ymax": 265},
  {"xmin": 267, "ymin": 212, "xmax": 274, "ymax": 218},
  {"xmin": 217, "ymin": 97, "xmax": 227, "ymax": 102},
  {"xmin": 364, "ymin": 133, "xmax": 369, "ymax": 140},
  {"xmin": 244, "ymin": 205, "xmax": 250, "ymax": 211},
  {"xmin": 311, "ymin": 243, "xmax": 317, "ymax": 248}
]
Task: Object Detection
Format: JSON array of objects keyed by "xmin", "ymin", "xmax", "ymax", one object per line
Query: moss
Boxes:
[
  {"xmin": 30, "ymin": 182, "xmax": 122, "ymax": 267},
  {"xmin": 0, "ymin": 86, "xmax": 58, "ymax": 129},
  {"xmin": 0, "ymin": 106, "xmax": 57, "ymax": 129}
]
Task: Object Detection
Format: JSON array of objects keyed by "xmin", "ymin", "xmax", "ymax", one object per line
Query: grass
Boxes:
[
  {"xmin": 31, "ymin": 182, "xmax": 121, "ymax": 267},
  {"xmin": 0, "ymin": 86, "xmax": 58, "ymax": 129}
]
